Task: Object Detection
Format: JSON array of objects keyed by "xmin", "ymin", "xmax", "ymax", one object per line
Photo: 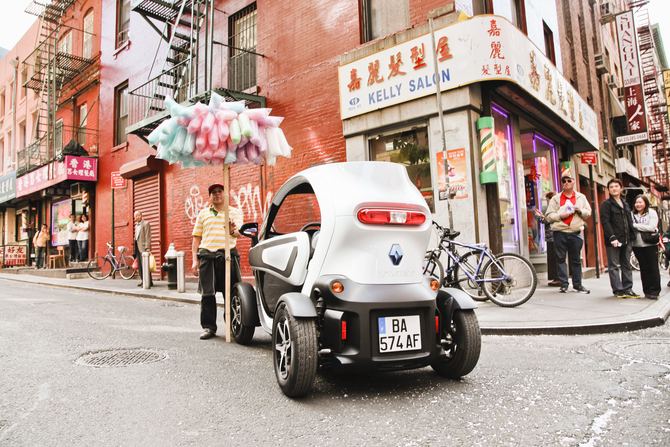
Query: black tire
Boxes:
[
  {"xmin": 630, "ymin": 251, "xmax": 640, "ymax": 271},
  {"xmin": 423, "ymin": 253, "xmax": 444, "ymax": 286},
  {"xmin": 87, "ymin": 257, "xmax": 112, "ymax": 280},
  {"xmin": 482, "ymin": 253, "xmax": 537, "ymax": 307},
  {"xmin": 231, "ymin": 289, "xmax": 255, "ymax": 345},
  {"xmin": 431, "ymin": 309, "xmax": 481, "ymax": 379},
  {"xmin": 273, "ymin": 303, "xmax": 318, "ymax": 397},
  {"xmin": 119, "ymin": 256, "xmax": 136, "ymax": 280},
  {"xmin": 453, "ymin": 251, "xmax": 488, "ymax": 301}
]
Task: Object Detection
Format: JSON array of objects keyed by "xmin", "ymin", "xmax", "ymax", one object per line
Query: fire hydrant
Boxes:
[{"xmin": 161, "ymin": 243, "xmax": 178, "ymax": 290}]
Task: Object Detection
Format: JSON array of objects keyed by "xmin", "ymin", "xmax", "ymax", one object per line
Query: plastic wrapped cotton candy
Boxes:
[
  {"xmin": 183, "ymin": 132, "xmax": 195, "ymax": 155},
  {"xmin": 235, "ymin": 144, "xmax": 249, "ymax": 163},
  {"xmin": 217, "ymin": 119, "xmax": 230, "ymax": 142},
  {"xmin": 208, "ymin": 91, "xmax": 224, "ymax": 111},
  {"xmin": 208, "ymin": 127, "xmax": 220, "ymax": 151},
  {"xmin": 238, "ymin": 112, "xmax": 253, "ymax": 137},
  {"xmin": 275, "ymin": 128, "xmax": 292, "ymax": 158},
  {"xmin": 226, "ymin": 101, "xmax": 246, "ymax": 114},
  {"xmin": 265, "ymin": 127, "xmax": 283, "ymax": 157},
  {"xmin": 229, "ymin": 119, "xmax": 242, "ymax": 145},
  {"xmin": 242, "ymin": 108, "xmax": 271, "ymax": 121},
  {"xmin": 227, "ymin": 134, "xmax": 238, "ymax": 151},
  {"xmin": 193, "ymin": 103, "xmax": 209, "ymax": 117},
  {"xmin": 224, "ymin": 148, "xmax": 237, "ymax": 164},
  {"xmin": 216, "ymin": 109, "xmax": 238, "ymax": 121},
  {"xmin": 187, "ymin": 114, "xmax": 204, "ymax": 134},
  {"xmin": 256, "ymin": 116, "xmax": 284, "ymax": 128},
  {"xmin": 195, "ymin": 133, "xmax": 207, "ymax": 151},
  {"xmin": 201, "ymin": 113, "xmax": 215, "ymax": 134},
  {"xmin": 265, "ymin": 154, "xmax": 277, "ymax": 166}
]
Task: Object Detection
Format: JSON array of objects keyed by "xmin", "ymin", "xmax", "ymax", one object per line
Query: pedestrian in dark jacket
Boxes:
[
  {"xmin": 535, "ymin": 191, "xmax": 559, "ymax": 286},
  {"xmin": 600, "ymin": 178, "xmax": 640, "ymax": 298}
]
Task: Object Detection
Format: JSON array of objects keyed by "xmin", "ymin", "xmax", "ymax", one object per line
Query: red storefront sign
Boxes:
[
  {"xmin": 1, "ymin": 245, "xmax": 27, "ymax": 266},
  {"xmin": 16, "ymin": 156, "xmax": 98, "ymax": 197},
  {"xmin": 616, "ymin": 11, "xmax": 648, "ymax": 135},
  {"xmin": 581, "ymin": 152, "xmax": 597, "ymax": 165},
  {"xmin": 111, "ymin": 172, "xmax": 127, "ymax": 189}
]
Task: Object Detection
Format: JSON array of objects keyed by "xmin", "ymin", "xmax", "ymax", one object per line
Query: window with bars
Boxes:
[
  {"xmin": 228, "ymin": 4, "xmax": 257, "ymax": 92},
  {"xmin": 115, "ymin": 84, "xmax": 128, "ymax": 145},
  {"xmin": 117, "ymin": 0, "xmax": 130, "ymax": 48},
  {"xmin": 83, "ymin": 10, "xmax": 94, "ymax": 59}
]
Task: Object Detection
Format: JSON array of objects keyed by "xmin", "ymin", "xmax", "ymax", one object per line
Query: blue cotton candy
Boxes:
[
  {"xmin": 226, "ymin": 100, "xmax": 246, "ymax": 114},
  {"xmin": 168, "ymin": 127, "xmax": 187, "ymax": 157},
  {"xmin": 183, "ymin": 132, "xmax": 195, "ymax": 155},
  {"xmin": 148, "ymin": 124, "xmax": 164, "ymax": 146},
  {"xmin": 209, "ymin": 92, "xmax": 224, "ymax": 110},
  {"xmin": 165, "ymin": 96, "xmax": 176, "ymax": 115},
  {"xmin": 224, "ymin": 148, "xmax": 237, "ymax": 164}
]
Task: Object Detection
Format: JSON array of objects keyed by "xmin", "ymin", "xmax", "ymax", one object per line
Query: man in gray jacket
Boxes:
[
  {"xmin": 134, "ymin": 211, "xmax": 153, "ymax": 287},
  {"xmin": 544, "ymin": 173, "xmax": 592, "ymax": 294}
]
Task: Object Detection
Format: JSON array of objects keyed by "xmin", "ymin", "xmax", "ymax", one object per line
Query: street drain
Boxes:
[
  {"xmin": 76, "ymin": 349, "xmax": 168, "ymax": 367},
  {"xmin": 601, "ymin": 339, "xmax": 670, "ymax": 364}
]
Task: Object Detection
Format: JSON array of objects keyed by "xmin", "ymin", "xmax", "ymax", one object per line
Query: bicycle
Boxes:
[
  {"xmin": 630, "ymin": 235, "xmax": 669, "ymax": 271},
  {"xmin": 423, "ymin": 222, "xmax": 537, "ymax": 307},
  {"xmin": 87, "ymin": 242, "xmax": 136, "ymax": 280}
]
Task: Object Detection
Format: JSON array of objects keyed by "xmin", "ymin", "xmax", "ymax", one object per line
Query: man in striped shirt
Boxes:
[{"xmin": 192, "ymin": 183, "xmax": 244, "ymax": 340}]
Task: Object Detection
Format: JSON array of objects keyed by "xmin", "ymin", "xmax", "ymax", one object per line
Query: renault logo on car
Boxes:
[{"xmin": 388, "ymin": 244, "xmax": 403, "ymax": 266}]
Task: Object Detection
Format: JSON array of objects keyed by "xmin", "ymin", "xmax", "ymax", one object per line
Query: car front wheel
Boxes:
[
  {"xmin": 272, "ymin": 303, "xmax": 318, "ymax": 397},
  {"xmin": 431, "ymin": 309, "xmax": 481, "ymax": 379}
]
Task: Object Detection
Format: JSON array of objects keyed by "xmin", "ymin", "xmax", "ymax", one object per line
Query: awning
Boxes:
[
  {"xmin": 609, "ymin": 88, "xmax": 626, "ymax": 118},
  {"xmin": 119, "ymin": 155, "xmax": 162, "ymax": 179}
]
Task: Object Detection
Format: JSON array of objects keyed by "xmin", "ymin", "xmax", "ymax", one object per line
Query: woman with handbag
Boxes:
[{"xmin": 631, "ymin": 195, "xmax": 660, "ymax": 299}]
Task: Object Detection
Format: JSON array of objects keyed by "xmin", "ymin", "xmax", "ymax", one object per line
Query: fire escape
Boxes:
[
  {"xmin": 20, "ymin": 0, "xmax": 97, "ymax": 176},
  {"xmin": 631, "ymin": 0, "xmax": 670, "ymax": 189},
  {"xmin": 127, "ymin": 0, "xmax": 265, "ymax": 141}
]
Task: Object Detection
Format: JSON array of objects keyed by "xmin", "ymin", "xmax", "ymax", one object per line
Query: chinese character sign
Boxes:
[
  {"xmin": 616, "ymin": 11, "xmax": 647, "ymax": 134},
  {"xmin": 2, "ymin": 245, "xmax": 27, "ymax": 266},
  {"xmin": 16, "ymin": 156, "xmax": 98, "ymax": 197},
  {"xmin": 0, "ymin": 170, "xmax": 17, "ymax": 204}
]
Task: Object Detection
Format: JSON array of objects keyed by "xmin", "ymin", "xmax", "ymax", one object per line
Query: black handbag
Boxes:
[{"xmin": 640, "ymin": 230, "xmax": 660, "ymax": 245}]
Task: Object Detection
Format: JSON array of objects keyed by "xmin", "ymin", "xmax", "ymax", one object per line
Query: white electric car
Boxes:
[{"xmin": 233, "ymin": 161, "xmax": 481, "ymax": 397}]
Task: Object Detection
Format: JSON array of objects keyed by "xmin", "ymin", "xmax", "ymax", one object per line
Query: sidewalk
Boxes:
[{"xmin": 1, "ymin": 269, "xmax": 669, "ymax": 335}]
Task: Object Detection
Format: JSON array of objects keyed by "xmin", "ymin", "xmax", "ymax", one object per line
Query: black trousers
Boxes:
[
  {"xmin": 199, "ymin": 248, "xmax": 241, "ymax": 333},
  {"xmin": 546, "ymin": 240, "xmax": 557, "ymax": 281},
  {"xmin": 632, "ymin": 245, "xmax": 661, "ymax": 297},
  {"xmin": 68, "ymin": 239, "xmax": 78, "ymax": 261}
]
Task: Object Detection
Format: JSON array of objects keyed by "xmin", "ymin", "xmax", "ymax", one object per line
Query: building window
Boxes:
[
  {"xmin": 368, "ymin": 125, "xmax": 434, "ymax": 212},
  {"xmin": 58, "ymin": 32, "xmax": 72, "ymax": 54},
  {"xmin": 115, "ymin": 84, "xmax": 128, "ymax": 145},
  {"xmin": 117, "ymin": 0, "xmax": 130, "ymax": 47},
  {"xmin": 79, "ymin": 103, "xmax": 87, "ymax": 146},
  {"xmin": 83, "ymin": 10, "xmax": 94, "ymax": 59},
  {"xmin": 20, "ymin": 68, "xmax": 27, "ymax": 101},
  {"xmin": 543, "ymin": 21, "xmax": 555, "ymax": 64},
  {"xmin": 228, "ymin": 3, "xmax": 257, "ymax": 92},
  {"xmin": 360, "ymin": 0, "xmax": 410, "ymax": 43},
  {"xmin": 0, "ymin": 137, "xmax": 4, "ymax": 171},
  {"xmin": 0, "ymin": 91, "xmax": 5, "ymax": 117},
  {"xmin": 511, "ymin": 0, "xmax": 527, "ymax": 34},
  {"xmin": 54, "ymin": 119, "xmax": 63, "ymax": 154}
]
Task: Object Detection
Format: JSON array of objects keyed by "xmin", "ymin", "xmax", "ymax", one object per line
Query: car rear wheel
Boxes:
[
  {"xmin": 431, "ymin": 309, "xmax": 481, "ymax": 379},
  {"xmin": 273, "ymin": 303, "xmax": 318, "ymax": 397},
  {"xmin": 231, "ymin": 289, "xmax": 255, "ymax": 345}
]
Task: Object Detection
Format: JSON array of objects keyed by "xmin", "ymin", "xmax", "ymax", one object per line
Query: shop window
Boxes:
[
  {"xmin": 543, "ymin": 21, "xmax": 555, "ymax": 64},
  {"xmin": 83, "ymin": 10, "xmax": 94, "ymax": 59},
  {"xmin": 115, "ymin": 83, "xmax": 128, "ymax": 145},
  {"xmin": 117, "ymin": 0, "xmax": 130, "ymax": 47},
  {"xmin": 369, "ymin": 125, "xmax": 434, "ymax": 212},
  {"xmin": 228, "ymin": 3, "xmax": 257, "ymax": 92},
  {"xmin": 360, "ymin": 0, "xmax": 409, "ymax": 43}
]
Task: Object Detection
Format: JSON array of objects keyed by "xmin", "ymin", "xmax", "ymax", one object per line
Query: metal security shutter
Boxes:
[{"xmin": 133, "ymin": 174, "xmax": 161, "ymax": 260}]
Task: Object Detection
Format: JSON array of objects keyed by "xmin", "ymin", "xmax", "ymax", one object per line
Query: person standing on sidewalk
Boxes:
[
  {"xmin": 134, "ymin": 211, "xmax": 153, "ymax": 287},
  {"xmin": 33, "ymin": 224, "xmax": 49, "ymax": 269},
  {"xmin": 544, "ymin": 173, "xmax": 591, "ymax": 294},
  {"xmin": 76, "ymin": 215, "xmax": 89, "ymax": 262},
  {"xmin": 631, "ymin": 195, "xmax": 661, "ymax": 299},
  {"xmin": 67, "ymin": 214, "xmax": 78, "ymax": 264},
  {"xmin": 600, "ymin": 178, "xmax": 641, "ymax": 299},
  {"xmin": 192, "ymin": 183, "xmax": 244, "ymax": 340},
  {"xmin": 535, "ymin": 191, "xmax": 560, "ymax": 286}
]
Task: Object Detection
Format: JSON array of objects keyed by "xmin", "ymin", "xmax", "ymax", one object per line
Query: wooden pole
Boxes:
[{"xmin": 223, "ymin": 163, "xmax": 231, "ymax": 342}]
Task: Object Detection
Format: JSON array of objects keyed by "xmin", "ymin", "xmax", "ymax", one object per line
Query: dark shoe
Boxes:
[
  {"xmin": 667, "ymin": 280, "xmax": 670, "ymax": 287},
  {"xmin": 548, "ymin": 280, "xmax": 561, "ymax": 287},
  {"xmin": 614, "ymin": 291, "xmax": 627, "ymax": 298},
  {"xmin": 624, "ymin": 291, "xmax": 641, "ymax": 299},
  {"xmin": 559, "ymin": 285, "xmax": 568, "ymax": 293},
  {"xmin": 137, "ymin": 282, "xmax": 143, "ymax": 287},
  {"xmin": 645, "ymin": 295, "xmax": 659, "ymax": 300},
  {"xmin": 574, "ymin": 285, "xmax": 590, "ymax": 294},
  {"xmin": 200, "ymin": 329, "xmax": 215, "ymax": 340}
]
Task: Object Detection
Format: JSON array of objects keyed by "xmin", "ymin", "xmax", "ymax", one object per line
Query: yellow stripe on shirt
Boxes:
[{"xmin": 192, "ymin": 206, "xmax": 244, "ymax": 250}]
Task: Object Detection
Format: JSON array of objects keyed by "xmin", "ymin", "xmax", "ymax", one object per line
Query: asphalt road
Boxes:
[{"xmin": 1, "ymin": 279, "xmax": 669, "ymax": 446}]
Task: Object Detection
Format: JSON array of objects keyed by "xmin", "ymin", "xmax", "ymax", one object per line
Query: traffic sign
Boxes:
[
  {"xmin": 111, "ymin": 172, "xmax": 127, "ymax": 189},
  {"xmin": 581, "ymin": 152, "xmax": 597, "ymax": 165}
]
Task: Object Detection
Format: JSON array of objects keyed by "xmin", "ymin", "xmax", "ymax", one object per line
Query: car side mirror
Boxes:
[{"xmin": 239, "ymin": 222, "xmax": 259, "ymax": 246}]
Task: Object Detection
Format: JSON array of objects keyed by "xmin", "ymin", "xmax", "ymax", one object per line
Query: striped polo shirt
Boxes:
[{"xmin": 192, "ymin": 206, "xmax": 244, "ymax": 251}]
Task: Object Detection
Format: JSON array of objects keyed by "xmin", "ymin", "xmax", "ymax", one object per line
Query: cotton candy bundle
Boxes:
[{"xmin": 151, "ymin": 92, "xmax": 291, "ymax": 168}]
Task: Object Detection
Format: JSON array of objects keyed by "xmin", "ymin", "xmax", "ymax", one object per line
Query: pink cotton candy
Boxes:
[
  {"xmin": 201, "ymin": 145, "xmax": 214, "ymax": 162},
  {"xmin": 213, "ymin": 144, "xmax": 226, "ymax": 159},
  {"xmin": 246, "ymin": 144, "xmax": 258, "ymax": 160},
  {"xmin": 249, "ymin": 120, "xmax": 261, "ymax": 146},
  {"xmin": 187, "ymin": 115, "xmax": 204, "ymax": 134},
  {"xmin": 192, "ymin": 150, "xmax": 208, "ymax": 163},
  {"xmin": 242, "ymin": 108, "xmax": 272, "ymax": 121},
  {"xmin": 195, "ymin": 133, "xmax": 207, "ymax": 151},
  {"xmin": 256, "ymin": 126, "xmax": 268, "ymax": 155},
  {"xmin": 177, "ymin": 117, "xmax": 192, "ymax": 127},
  {"xmin": 217, "ymin": 120, "xmax": 230, "ymax": 142},
  {"xmin": 201, "ymin": 113, "xmax": 215, "ymax": 134},
  {"xmin": 211, "ymin": 156, "xmax": 224, "ymax": 166},
  {"xmin": 193, "ymin": 103, "xmax": 209, "ymax": 116},
  {"xmin": 227, "ymin": 134, "xmax": 238, "ymax": 151},
  {"xmin": 236, "ymin": 145, "xmax": 249, "ymax": 163},
  {"xmin": 256, "ymin": 116, "xmax": 284, "ymax": 128},
  {"xmin": 239, "ymin": 135, "xmax": 249, "ymax": 147},
  {"xmin": 217, "ymin": 109, "xmax": 238, "ymax": 121},
  {"xmin": 208, "ymin": 127, "xmax": 220, "ymax": 150}
]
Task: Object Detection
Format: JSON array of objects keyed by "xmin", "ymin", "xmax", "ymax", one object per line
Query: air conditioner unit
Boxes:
[
  {"xmin": 600, "ymin": 2, "xmax": 615, "ymax": 24},
  {"xmin": 617, "ymin": 87, "xmax": 626, "ymax": 102},
  {"xmin": 70, "ymin": 182, "xmax": 82, "ymax": 198},
  {"xmin": 595, "ymin": 53, "xmax": 610, "ymax": 76},
  {"xmin": 607, "ymin": 74, "xmax": 619, "ymax": 88}
]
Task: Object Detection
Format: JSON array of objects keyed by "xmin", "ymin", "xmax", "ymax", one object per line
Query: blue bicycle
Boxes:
[
  {"xmin": 87, "ymin": 242, "xmax": 136, "ymax": 280},
  {"xmin": 423, "ymin": 222, "xmax": 537, "ymax": 307}
]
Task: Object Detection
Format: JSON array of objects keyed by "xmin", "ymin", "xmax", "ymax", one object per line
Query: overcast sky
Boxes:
[{"xmin": 1, "ymin": 0, "xmax": 669, "ymax": 63}]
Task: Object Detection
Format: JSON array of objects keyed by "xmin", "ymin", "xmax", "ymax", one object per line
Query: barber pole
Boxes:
[{"xmin": 477, "ymin": 117, "xmax": 497, "ymax": 184}]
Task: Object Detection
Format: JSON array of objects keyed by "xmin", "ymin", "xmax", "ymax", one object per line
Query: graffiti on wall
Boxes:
[{"xmin": 184, "ymin": 183, "xmax": 273, "ymax": 224}]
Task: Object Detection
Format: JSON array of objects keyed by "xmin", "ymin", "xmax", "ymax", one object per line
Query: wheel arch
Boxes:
[
  {"xmin": 276, "ymin": 292, "xmax": 317, "ymax": 318},
  {"xmin": 234, "ymin": 282, "xmax": 261, "ymax": 327},
  {"xmin": 437, "ymin": 287, "xmax": 477, "ymax": 321}
]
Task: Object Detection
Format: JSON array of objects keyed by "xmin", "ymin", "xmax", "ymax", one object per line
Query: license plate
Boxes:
[{"xmin": 378, "ymin": 315, "xmax": 422, "ymax": 353}]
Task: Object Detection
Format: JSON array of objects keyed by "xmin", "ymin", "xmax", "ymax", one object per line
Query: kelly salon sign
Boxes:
[
  {"xmin": 616, "ymin": 11, "xmax": 648, "ymax": 136},
  {"xmin": 16, "ymin": 156, "xmax": 98, "ymax": 197},
  {"xmin": 339, "ymin": 15, "xmax": 599, "ymax": 149}
]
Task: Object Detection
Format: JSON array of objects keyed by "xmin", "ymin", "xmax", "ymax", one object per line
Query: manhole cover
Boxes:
[
  {"xmin": 601, "ymin": 339, "xmax": 670, "ymax": 365},
  {"xmin": 76, "ymin": 349, "xmax": 168, "ymax": 367}
]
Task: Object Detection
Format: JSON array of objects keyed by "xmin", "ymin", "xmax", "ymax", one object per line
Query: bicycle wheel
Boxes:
[
  {"xmin": 119, "ymin": 256, "xmax": 136, "ymax": 280},
  {"xmin": 423, "ymin": 253, "xmax": 444, "ymax": 286},
  {"xmin": 630, "ymin": 251, "xmax": 640, "ymax": 271},
  {"xmin": 88, "ymin": 257, "xmax": 112, "ymax": 280},
  {"xmin": 481, "ymin": 253, "xmax": 537, "ymax": 307},
  {"xmin": 453, "ymin": 251, "xmax": 488, "ymax": 301}
]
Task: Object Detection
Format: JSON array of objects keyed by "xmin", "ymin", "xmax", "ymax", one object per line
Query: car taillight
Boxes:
[
  {"xmin": 357, "ymin": 209, "xmax": 426, "ymax": 226},
  {"xmin": 341, "ymin": 320, "xmax": 347, "ymax": 340},
  {"xmin": 435, "ymin": 316, "xmax": 439, "ymax": 333}
]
